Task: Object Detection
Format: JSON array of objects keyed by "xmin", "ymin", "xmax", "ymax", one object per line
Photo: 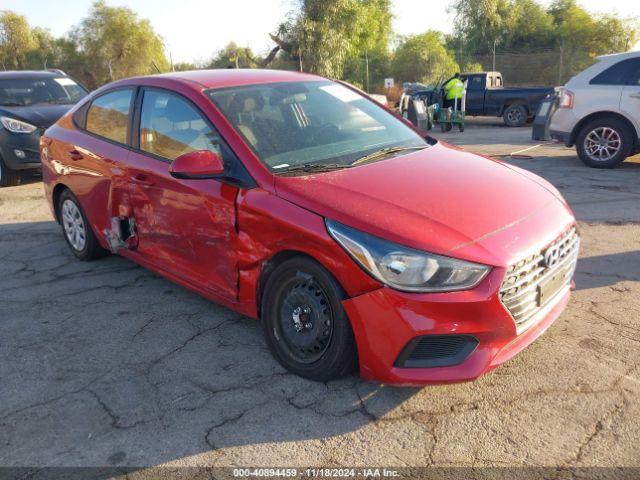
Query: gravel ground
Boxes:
[{"xmin": 0, "ymin": 118, "xmax": 638, "ymax": 476}]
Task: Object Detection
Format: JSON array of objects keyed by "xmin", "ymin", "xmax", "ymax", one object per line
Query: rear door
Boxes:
[
  {"xmin": 619, "ymin": 58, "xmax": 640, "ymax": 138},
  {"xmin": 50, "ymin": 87, "xmax": 135, "ymax": 242},
  {"xmin": 124, "ymin": 87, "xmax": 240, "ymax": 300}
]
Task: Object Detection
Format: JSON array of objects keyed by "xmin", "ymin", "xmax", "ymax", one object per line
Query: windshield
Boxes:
[
  {"xmin": 0, "ymin": 77, "xmax": 88, "ymax": 107},
  {"xmin": 207, "ymin": 81, "xmax": 427, "ymax": 171}
]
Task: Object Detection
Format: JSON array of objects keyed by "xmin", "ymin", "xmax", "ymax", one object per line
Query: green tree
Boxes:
[
  {"xmin": 24, "ymin": 27, "xmax": 57, "ymax": 69},
  {"xmin": 70, "ymin": 1, "xmax": 169, "ymax": 88},
  {"xmin": 0, "ymin": 10, "xmax": 35, "ymax": 69},
  {"xmin": 269, "ymin": 0, "xmax": 392, "ymax": 84},
  {"xmin": 392, "ymin": 31, "xmax": 459, "ymax": 85},
  {"xmin": 507, "ymin": 0, "xmax": 554, "ymax": 50},
  {"xmin": 206, "ymin": 42, "xmax": 259, "ymax": 69},
  {"xmin": 450, "ymin": 0, "xmax": 515, "ymax": 53}
]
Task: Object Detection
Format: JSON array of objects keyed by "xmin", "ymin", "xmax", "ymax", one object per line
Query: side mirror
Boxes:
[{"xmin": 169, "ymin": 150, "xmax": 225, "ymax": 180}]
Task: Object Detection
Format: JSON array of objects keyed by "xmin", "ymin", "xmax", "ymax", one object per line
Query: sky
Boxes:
[{"xmin": 2, "ymin": 0, "xmax": 639, "ymax": 63}]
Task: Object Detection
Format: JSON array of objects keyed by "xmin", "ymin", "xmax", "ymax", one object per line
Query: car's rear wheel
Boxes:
[
  {"xmin": 576, "ymin": 118, "xmax": 633, "ymax": 169},
  {"xmin": 58, "ymin": 189, "xmax": 107, "ymax": 261},
  {"xmin": 0, "ymin": 156, "xmax": 21, "ymax": 187},
  {"xmin": 261, "ymin": 257, "xmax": 358, "ymax": 382},
  {"xmin": 503, "ymin": 104, "xmax": 527, "ymax": 127}
]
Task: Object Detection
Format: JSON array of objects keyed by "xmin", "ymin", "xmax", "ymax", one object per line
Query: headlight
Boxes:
[
  {"xmin": 1, "ymin": 116, "xmax": 37, "ymax": 133},
  {"xmin": 326, "ymin": 220, "xmax": 490, "ymax": 292}
]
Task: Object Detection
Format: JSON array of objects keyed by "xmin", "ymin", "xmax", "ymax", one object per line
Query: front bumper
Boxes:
[
  {"xmin": 0, "ymin": 128, "xmax": 43, "ymax": 170},
  {"xmin": 342, "ymin": 267, "xmax": 571, "ymax": 386}
]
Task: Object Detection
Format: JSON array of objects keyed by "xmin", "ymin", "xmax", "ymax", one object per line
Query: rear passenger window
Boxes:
[
  {"xmin": 139, "ymin": 90, "xmax": 222, "ymax": 161},
  {"xmin": 590, "ymin": 59, "xmax": 640, "ymax": 86},
  {"xmin": 86, "ymin": 89, "xmax": 133, "ymax": 144}
]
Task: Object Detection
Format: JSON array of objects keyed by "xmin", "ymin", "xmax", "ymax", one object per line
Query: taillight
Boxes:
[{"xmin": 558, "ymin": 89, "xmax": 574, "ymax": 109}]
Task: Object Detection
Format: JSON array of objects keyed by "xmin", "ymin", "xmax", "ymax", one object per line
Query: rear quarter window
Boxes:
[
  {"xmin": 590, "ymin": 58, "xmax": 640, "ymax": 86},
  {"xmin": 85, "ymin": 89, "xmax": 134, "ymax": 144}
]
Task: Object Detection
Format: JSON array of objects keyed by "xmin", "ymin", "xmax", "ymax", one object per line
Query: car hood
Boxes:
[
  {"xmin": 274, "ymin": 142, "xmax": 574, "ymax": 267},
  {"xmin": 0, "ymin": 104, "xmax": 74, "ymax": 128}
]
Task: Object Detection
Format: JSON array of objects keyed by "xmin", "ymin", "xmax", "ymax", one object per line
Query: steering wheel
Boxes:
[{"xmin": 308, "ymin": 124, "xmax": 341, "ymax": 144}]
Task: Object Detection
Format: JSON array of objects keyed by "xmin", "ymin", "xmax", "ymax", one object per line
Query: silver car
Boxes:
[{"xmin": 550, "ymin": 51, "xmax": 640, "ymax": 168}]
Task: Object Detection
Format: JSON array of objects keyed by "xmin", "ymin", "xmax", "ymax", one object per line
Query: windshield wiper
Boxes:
[
  {"xmin": 351, "ymin": 145, "xmax": 427, "ymax": 166},
  {"xmin": 275, "ymin": 163, "xmax": 353, "ymax": 176},
  {"xmin": 0, "ymin": 102, "xmax": 25, "ymax": 107}
]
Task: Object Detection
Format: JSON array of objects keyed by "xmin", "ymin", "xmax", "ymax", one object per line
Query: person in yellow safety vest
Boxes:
[{"xmin": 443, "ymin": 73, "xmax": 464, "ymax": 109}]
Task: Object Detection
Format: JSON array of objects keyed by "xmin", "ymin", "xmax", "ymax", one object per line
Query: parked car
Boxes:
[
  {"xmin": 550, "ymin": 51, "xmax": 640, "ymax": 168},
  {"xmin": 41, "ymin": 70, "xmax": 579, "ymax": 385},
  {"xmin": 0, "ymin": 70, "xmax": 88, "ymax": 187},
  {"xmin": 461, "ymin": 72, "xmax": 555, "ymax": 127}
]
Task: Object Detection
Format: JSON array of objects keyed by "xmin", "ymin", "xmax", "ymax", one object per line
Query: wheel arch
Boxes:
[
  {"xmin": 256, "ymin": 249, "xmax": 348, "ymax": 321},
  {"xmin": 570, "ymin": 111, "xmax": 639, "ymax": 149},
  {"xmin": 501, "ymin": 100, "xmax": 529, "ymax": 116},
  {"xmin": 52, "ymin": 183, "xmax": 71, "ymax": 223}
]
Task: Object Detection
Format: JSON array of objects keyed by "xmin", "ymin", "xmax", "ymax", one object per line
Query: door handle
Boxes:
[
  {"xmin": 630, "ymin": 92, "xmax": 640, "ymax": 99},
  {"xmin": 68, "ymin": 149, "xmax": 83, "ymax": 161},
  {"xmin": 132, "ymin": 173, "xmax": 155, "ymax": 186}
]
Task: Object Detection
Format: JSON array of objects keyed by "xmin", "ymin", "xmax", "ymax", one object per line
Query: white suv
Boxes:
[{"xmin": 550, "ymin": 51, "xmax": 640, "ymax": 168}]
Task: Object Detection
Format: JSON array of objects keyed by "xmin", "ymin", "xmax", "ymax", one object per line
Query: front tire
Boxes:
[
  {"xmin": 58, "ymin": 189, "xmax": 107, "ymax": 261},
  {"xmin": 0, "ymin": 156, "xmax": 21, "ymax": 187},
  {"xmin": 503, "ymin": 104, "xmax": 527, "ymax": 127},
  {"xmin": 576, "ymin": 118, "xmax": 633, "ymax": 169},
  {"xmin": 261, "ymin": 257, "xmax": 358, "ymax": 382}
]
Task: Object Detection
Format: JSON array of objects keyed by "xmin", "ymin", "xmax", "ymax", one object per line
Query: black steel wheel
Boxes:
[{"xmin": 261, "ymin": 257, "xmax": 357, "ymax": 381}]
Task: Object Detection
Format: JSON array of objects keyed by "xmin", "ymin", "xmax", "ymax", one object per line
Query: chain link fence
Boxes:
[{"xmin": 458, "ymin": 48, "xmax": 598, "ymax": 87}]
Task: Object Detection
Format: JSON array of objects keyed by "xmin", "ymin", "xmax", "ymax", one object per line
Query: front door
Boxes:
[{"xmin": 125, "ymin": 88, "xmax": 239, "ymax": 300}]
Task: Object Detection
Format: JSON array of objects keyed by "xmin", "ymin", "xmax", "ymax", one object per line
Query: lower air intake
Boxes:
[{"xmin": 394, "ymin": 335, "xmax": 479, "ymax": 368}]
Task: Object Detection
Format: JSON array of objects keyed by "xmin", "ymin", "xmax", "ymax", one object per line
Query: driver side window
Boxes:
[{"xmin": 139, "ymin": 90, "xmax": 221, "ymax": 161}]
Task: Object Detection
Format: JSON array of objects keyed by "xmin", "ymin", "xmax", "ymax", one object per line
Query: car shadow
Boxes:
[
  {"xmin": 0, "ymin": 220, "xmax": 420, "ymax": 471},
  {"xmin": 575, "ymin": 250, "xmax": 640, "ymax": 291}
]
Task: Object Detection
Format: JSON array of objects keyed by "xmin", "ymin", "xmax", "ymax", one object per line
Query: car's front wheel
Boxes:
[
  {"xmin": 0, "ymin": 156, "xmax": 21, "ymax": 187},
  {"xmin": 58, "ymin": 189, "xmax": 107, "ymax": 261},
  {"xmin": 261, "ymin": 257, "xmax": 358, "ymax": 382},
  {"xmin": 576, "ymin": 118, "xmax": 633, "ymax": 169}
]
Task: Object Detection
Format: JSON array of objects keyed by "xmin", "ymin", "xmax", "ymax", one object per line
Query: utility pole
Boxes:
[
  {"xmin": 558, "ymin": 41, "xmax": 565, "ymax": 85},
  {"xmin": 365, "ymin": 49, "xmax": 370, "ymax": 93},
  {"xmin": 492, "ymin": 39, "xmax": 497, "ymax": 72}
]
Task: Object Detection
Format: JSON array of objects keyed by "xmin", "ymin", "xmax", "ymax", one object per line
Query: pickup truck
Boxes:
[{"xmin": 461, "ymin": 72, "xmax": 555, "ymax": 127}]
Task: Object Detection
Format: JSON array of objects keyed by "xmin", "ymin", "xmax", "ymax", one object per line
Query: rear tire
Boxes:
[
  {"xmin": 57, "ymin": 189, "xmax": 108, "ymax": 261},
  {"xmin": 0, "ymin": 157, "xmax": 21, "ymax": 187},
  {"xmin": 576, "ymin": 117, "xmax": 633, "ymax": 169},
  {"xmin": 261, "ymin": 257, "xmax": 358, "ymax": 382},
  {"xmin": 503, "ymin": 104, "xmax": 527, "ymax": 127}
]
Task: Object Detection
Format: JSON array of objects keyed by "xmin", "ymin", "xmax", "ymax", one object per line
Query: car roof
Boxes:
[
  {"xmin": 0, "ymin": 70, "xmax": 67, "ymax": 80},
  {"xmin": 596, "ymin": 50, "xmax": 640, "ymax": 61},
  {"xmin": 112, "ymin": 69, "xmax": 325, "ymax": 90}
]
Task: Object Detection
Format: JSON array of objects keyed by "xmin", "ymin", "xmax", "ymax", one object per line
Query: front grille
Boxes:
[
  {"xmin": 499, "ymin": 227, "xmax": 579, "ymax": 334},
  {"xmin": 394, "ymin": 335, "xmax": 479, "ymax": 368}
]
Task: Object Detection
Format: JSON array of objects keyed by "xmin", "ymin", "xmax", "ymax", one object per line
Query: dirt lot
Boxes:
[{"xmin": 1, "ymin": 118, "xmax": 639, "ymax": 475}]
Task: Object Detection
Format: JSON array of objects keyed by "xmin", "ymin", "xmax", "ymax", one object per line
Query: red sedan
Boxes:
[{"xmin": 40, "ymin": 70, "xmax": 579, "ymax": 385}]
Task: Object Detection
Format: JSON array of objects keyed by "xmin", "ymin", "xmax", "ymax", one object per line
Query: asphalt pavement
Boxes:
[{"xmin": 1, "ymin": 118, "xmax": 638, "ymax": 475}]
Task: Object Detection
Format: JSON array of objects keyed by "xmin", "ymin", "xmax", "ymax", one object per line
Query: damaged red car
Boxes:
[{"xmin": 41, "ymin": 70, "xmax": 579, "ymax": 385}]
